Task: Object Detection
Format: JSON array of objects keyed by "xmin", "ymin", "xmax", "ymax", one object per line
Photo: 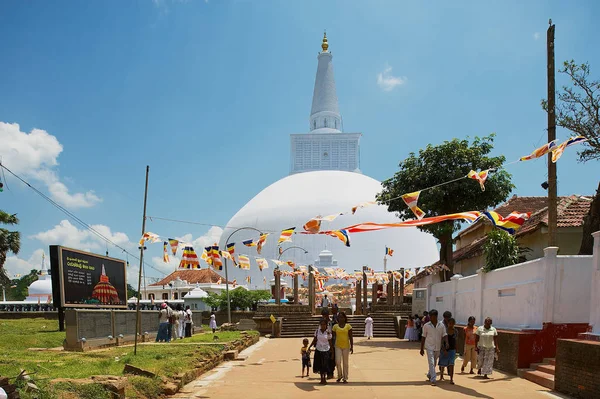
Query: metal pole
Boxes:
[
  {"xmin": 547, "ymin": 21, "xmax": 557, "ymax": 247},
  {"xmin": 134, "ymin": 165, "xmax": 149, "ymax": 355}
]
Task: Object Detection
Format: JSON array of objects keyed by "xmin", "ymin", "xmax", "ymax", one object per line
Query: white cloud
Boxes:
[
  {"xmin": 0, "ymin": 122, "xmax": 102, "ymax": 209},
  {"xmin": 31, "ymin": 220, "xmax": 132, "ymax": 253},
  {"xmin": 533, "ymin": 32, "xmax": 541, "ymax": 40},
  {"xmin": 4, "ymin": 248, "xmax": 46, "ymax": 278},
  {"xmin": 377, "ymin": 65, "xmax": 407, "ymax": 92}
]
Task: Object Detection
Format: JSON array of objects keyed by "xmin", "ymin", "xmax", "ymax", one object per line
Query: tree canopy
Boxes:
[
  {"xmin": 377, "ymin": 134, "xmax": 514, "ymax": 278},
  {"xmin": 542, "ymin": 60, "xmax": 600, "ymax": 162},
  {"xmin": 203, "ymin": 288, "xmax": 271, "ymax": 311},
  {"xmin": 0, "ymin": 210, "xmax": 21, "ymax": 286}
]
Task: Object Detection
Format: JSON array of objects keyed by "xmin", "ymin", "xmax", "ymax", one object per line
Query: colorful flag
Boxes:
[
  {"xmin": 256, "ymin": 233, "xmax": 269, "ymax": 255},
  {"xmin": 202, "ymin": 247, "xmax": 212, "ymax": 265},
  {"xmin": 314, "ymin": 214, "xmax": 342, "ymax": 222},
  {"xmin": 238, "ymin": 255, "xmax": 251, "ymax": 270},
  {"xmin": 256, "ymin": 258, "xmax": 269, "ymax": 271},
  {"xmin": 245, "ymin": 275, "xmax": 251, "ymax": 284},
  {"xmin": 232, "ymin": 279, "xmax": 237, "ymax": 288},
  {"xmin": 139, "ymin": 232, "xmax": 160, "ymax": 246},
  {"xmin": 226, "ymin": 242, "xmax": 237, "ymax": 266},
  {"xmin": 168, "ymin": 238, "xmax": 179, "ymax": 256},
  {"xmin": 303, "ymin": 218, "xmax": 322, "ymax": 234},
  {"xmin": 278, "ymin": 246, "xmax": 283, "ymax": 255},
  {"xmin": 179, "ymin": 246, "xmax": 200, "ymax": 269},
  {"xmin": 404, "ymin": 269, "xmax": 414, "ymax": 280},
  {"xmin": 351, "ymin": 201, "xmax": 377, "ymax": 215},
  {"xmin": 243, "ymin": 239, "xmax": 256, "ymax": 247},
  {"xmin": 327, "ymin": 229, "xmax": 350, "ymax": 247},
  {"xmin": 263, "ymin": 276, "xmax": 267, "ymax": 285},
  {"xmin": 401, "ymin": 191, "xmax": 425, "ymax": 220},
  {"xmin": 271, "ymin": 259, "xmax": 285, "ymax": 267},
  {"xmin": 385, "ymin": 247, "xmax": 394, "ymax": 256},
  {"xmin": 163, "ymin": 242, "xmax": 170, "ymax": 263},
  {"xmin": 210, "ymin": 245, "xmax": 223, "ymax": 270},
  {"xmin": 520, "ymin": 140, "xmax": 557, "ymax": 161},
  {"xmin": 316, "ymin": 279, "xmax": 324, "ymax": 291},
  {"xmin": 217, "ymin": 278, "xmax": 222, "ymax": 285},
  {"xmin": 221, "ymin": 250, "xmax": 233, "ymax": 261},
  {"xmin": 482, "ymin": 211, "xmax": 531, "ymax": 235},
  {"xmin": 551, "ymin": 136, "xmax": 588, "ymax": 163},
  {"xmin": 278, "ymin": 227, "xmax": 295, "ymax": 244},
  {"xmin": 339, "ymin": 211, "xmax": 482, "ymax": 233},
  {"xmin": 468, "ymin": 170, "xmax": 490, "ymax": 191}
]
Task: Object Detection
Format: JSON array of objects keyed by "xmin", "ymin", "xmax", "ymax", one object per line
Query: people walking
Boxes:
[
  {"xmin": 308, "ymin": 319, "xmax": 332, "ymax": 385},
  {"xmin": 404, "ymin": 315, "xmax": 419, "ymax": 341},
  {"xmin": 364, "ymin": 313, "xmax": 374, "ymax": 339},
  {"xmin": 414, "ymin": 314, "xmax": 423, "ymax": 341},
  {"xmin": 475, "ymin": 317, "xmax": 499, "ymax": 379},
  {"xmin": 461, "ymin": 316, "xmax": 478, "ymax": 374},
  {"xmin": 332, "ymin": 311, "xmax": 353, "ymax": 384},
  {"xmin": 300, "ymin": 338, "xmax": 312, "ymax": 378},
  {"xmin": 209, "ymin": 312, "xmax": 218, "ymax": 333},
  {"xmin": 155, "ymin": 303, "xmax": 170, "ymax": 342},
  {"xmin": 439, "ymin": 311, "xmax": 452, "ymax": 378},
  {"xmin": 184, "ymin": 305, "xmax": 193, "ymax": 338},
  {"xmin": 438, "ymin": 318, "xmax": 457, "ymax": 384},
  {"xmin": 176, "ymin": 304, "xmax": 186, "ymax": 339},
  {"xmin": 420, "ymin": 309, "xmax": 447, "ymax": 386}
]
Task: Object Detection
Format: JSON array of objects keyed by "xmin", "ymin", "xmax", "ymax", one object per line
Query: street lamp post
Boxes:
[
  {"xmin": 223, "ymin": 227, "xmax": 262, "ymax": 324},
  {"xmin": 278, "ymin": 246, "xmax": 308, "ymax": 305}
]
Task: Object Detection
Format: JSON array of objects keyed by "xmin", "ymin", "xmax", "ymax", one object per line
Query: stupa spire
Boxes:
[{"xmin": 309, "ymin": 32, "xmax": 342, "ymax": 133}]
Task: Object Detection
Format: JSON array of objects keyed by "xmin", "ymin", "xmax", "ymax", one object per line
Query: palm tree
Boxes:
[{"xmin": 0, "ymin": 210, "xmax": 21, "ymax": 285}]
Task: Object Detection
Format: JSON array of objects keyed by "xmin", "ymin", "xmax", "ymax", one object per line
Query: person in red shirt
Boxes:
[{"xmin": 461, "ymin": 316, "xmax": 478, "ymax": 374}]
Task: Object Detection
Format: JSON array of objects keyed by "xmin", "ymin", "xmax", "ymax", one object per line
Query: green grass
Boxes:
[
  {"xmin": 0, "ymin": 318, "xmax": 256, "ymax": 382},
  {"xmin": 172, "ymin": 329, "xmax": 256, "ymax": 344}
]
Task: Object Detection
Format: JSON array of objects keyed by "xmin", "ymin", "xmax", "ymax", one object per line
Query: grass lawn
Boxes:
[{"xmin": 0, "ymin": 318, "xmax": 257, "ymax": 381}]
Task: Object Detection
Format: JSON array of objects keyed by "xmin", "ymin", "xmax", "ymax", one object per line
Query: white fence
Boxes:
[{"xmin": 428, "ymin": 247, "xmax": 595, "ymax": 330}]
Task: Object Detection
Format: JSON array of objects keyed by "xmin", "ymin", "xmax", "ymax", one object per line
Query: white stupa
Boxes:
[
  {"xmin": 25, "ymin": 254, "xmax": 53, "ymax": 303},
  {"xmin": 220, "ymin": 34, "xmax": 438, "ymax": 286}
]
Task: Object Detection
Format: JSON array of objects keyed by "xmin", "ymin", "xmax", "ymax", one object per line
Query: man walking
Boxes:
[{"xmin": 420, "ymin": 309, "xmax": 447, "ymax": 386}]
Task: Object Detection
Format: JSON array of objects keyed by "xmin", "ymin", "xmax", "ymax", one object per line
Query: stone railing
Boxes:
[
  {"xmin": 255, "ymin": 304, "xmax": 311, "ymax": 316},
  {"xmin": 371, "ymin": 303, "xmax": 412, "ymax": 314}
]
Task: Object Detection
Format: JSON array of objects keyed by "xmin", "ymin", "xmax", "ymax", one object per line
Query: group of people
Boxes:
[
  {"xmin": 419, "ymin": 309, "xmax": 499, "ymax": 386},
  {"xmin": 156, "ymin": 302, "xmax": 195, "ymax": 342},
  {"xmin": 302, "ymin": 306, "xmax": 354, "ymax": 385}
]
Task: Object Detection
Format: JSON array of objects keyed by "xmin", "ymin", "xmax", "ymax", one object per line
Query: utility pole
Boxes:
[
  {"xmin": 547, "ymin": 20, "xmax": 557, "ymax": 247},
  {"xmin": 134, "ymin": 166, "xmax": 150, "ymax": 355}
]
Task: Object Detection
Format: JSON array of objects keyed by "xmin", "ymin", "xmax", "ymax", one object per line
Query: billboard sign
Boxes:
[{"xmin": 50, "ymin": 246, "xmax": 127, "ymax": 308}]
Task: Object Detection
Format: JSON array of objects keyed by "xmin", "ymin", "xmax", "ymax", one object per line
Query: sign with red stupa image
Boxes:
[{"xmin": 91, "ymin": 265, "xmax": 121, "ymax": 304}]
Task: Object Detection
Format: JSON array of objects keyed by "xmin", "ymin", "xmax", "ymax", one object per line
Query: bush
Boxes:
[
  {"xmin": 482, "ymin": 229, "xmax": 520, "ymax": 272},
  {"xmin": 204, "ymin": 288, "xmax": 271, "ymax": 311},
  {"xmin": 129, "ymin": 376, "xmax": 163, "ymax": 399}
]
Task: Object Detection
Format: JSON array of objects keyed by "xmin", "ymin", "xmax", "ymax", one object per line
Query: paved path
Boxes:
[{"xmin": 172, "ymin": 337, "xmax": 568, "ymax": 399}]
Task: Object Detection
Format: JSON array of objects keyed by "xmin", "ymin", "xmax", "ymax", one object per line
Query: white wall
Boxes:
[{"xmin": 428, "ymin": 248, "xmax": 594, "ymax": 330}]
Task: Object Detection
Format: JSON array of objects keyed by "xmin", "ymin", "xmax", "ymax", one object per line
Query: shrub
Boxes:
[
  {"xmin": 482, "ymin": 229, "xmax": 520, "ymax": 272},
  {"xmin": 129, "ymin": 376, "xmax": 163, "ymax": 399}
]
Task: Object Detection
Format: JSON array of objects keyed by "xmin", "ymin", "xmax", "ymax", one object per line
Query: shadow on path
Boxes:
[{"xmin": 355, "ymin": 339, "xmax": 421, "ymax": 351}]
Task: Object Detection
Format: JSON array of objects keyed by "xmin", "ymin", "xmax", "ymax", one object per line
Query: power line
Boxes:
[{"xmin": 0, "ymin": 162, "xmax": 166, "ymax": 277}]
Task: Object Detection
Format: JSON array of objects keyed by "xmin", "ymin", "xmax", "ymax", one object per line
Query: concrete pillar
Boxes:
[
  {"xmin": 542, "ymin": 247, "xmax": 559, "ymax": 324},
  {"xmin": 362, "ymin": 267, "xmax": 368, "ymax": 315},
  {"xmin": 308, "ymin": 266, "xmax": 315, "ymax": 315},
  {"xmin": 293, "ymin": 274, "xmax": 299, "ymax": 304},
  {"xmin": 394, "ymin": 278, "xmax": 400, "ymax": 306},
  {"xmin": 371, "ymin": 282, "xmax": 377, "ymax": 308},
  {"xmin": 355, "ymin": 280, "xmax": 362, "ymax": 315},
  {"xmin": 274, "ymin": 269, "xmax": 281, "ymax": 305},
  {"xmin": 590, "ymin": 231, "xmax": 600, "ymax": 334},
  {"xmin": 387, "ymin": 273, "xmax": 394, "ymax": 305},
  {"xmin": 475, "ymin": 268, "xmax": 485, "ymax": 324},
  {"xmin": 450, "ymin": 274, "xmax": 462, "ymax": 321}
]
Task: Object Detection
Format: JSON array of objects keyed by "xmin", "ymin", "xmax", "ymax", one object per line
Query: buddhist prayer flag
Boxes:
[
  {"xmin": 278, "ymin": 227, "xmax": 295, "ymax": 244},
  {"xmin": 202, "ymin": 247, "xmax": 212, "ymax": 265},
  {"xmin": 303, "ymin": 218, "xmax": 321, "ymax": 234},
  {"xmin": 520, "ymin": 140, "xmax": 557, "ymax": 161},
  {"xmin": 139, "ymin": 232, "xmax": 160, "ymax": 246},
  {"xmin": 232, "ymin": 279, "xmax": 237, "ymax": 288},
  {"xmin": 226, "ymin": 243, "xmax": 237, "ymax": 266},
  {"xmin": 385, "ymin": 247, "xmax": 394, "ymax": 256},
  {"xmin": 256, "ymin": 233, "xmax": 269, "ymax": 255},
  {"xmin": 327, "ymin": 229, "xmax": 350, "ymax": 247},
  {"xmin": 217, "ymin": 278, "xmax": 222, "ymax": 285},
  {"xmin": 245, "ymin": 275, "xmax": 251, "ymax": 284},
  {"xmin": 316, "ymin": 279, "xmax": 324, "ymax": 291},
  {"xmin": 221, "ymin": 250, "xmax": 233, "ymax": 261},
  {"xmin": 314, "ymin": 214, "xmax": 342, "ymax": 222},
  {"xmin": 271, "ymin": 259, "xmax": 285, "ymax": 267},
  {"xmin": 467, "ymin": 170, "xmax": 490, "ymax": 191},
  {"xmin": 168, "ymin": 238, "xmax": 179, "ymax": 256},
  {"xmin": 179, "ymin": 246, "xmax": 200, "ymax": 269},
  {"xmin": 482, "ymin": 211, "xmax": 531, "ymax": 235},
  {"xmin": 351, "ymin": 201, "xmax": 377, "ymax": 215},
  {"xmin": 256, "ymin": 258, "xmax": 269, "ymax": 271},
  {"xmin": 341, "ymin": 211, "xmax": 482, "ymax": 233},
  {"xmin": 243, "ymin": 239, "xmax": 256, "ymax": 247},
  {"xmin": 210, "ymin": 245, "xmax": 223, "ymax": 270},
  {"xmin": 286, "ymin": 261, "xmax": 295, "ymax": 268},
  {"xmin": 238, "ymin": 255, "xmax": 251, "ymax": 270},
  {"xmin": 401, "ymin": 191, "xmax": 425, "ymax": 220},
  {"xmin": 551, "ymin": 136, "xmax": 587, "ymax": 163},
  {"xmin": 278, "ymin": 246, "xmax": 283, "ymax": 255},
  {"xmin": 163, "ymin": 242, "xmax": 170, "ymax": 263}
]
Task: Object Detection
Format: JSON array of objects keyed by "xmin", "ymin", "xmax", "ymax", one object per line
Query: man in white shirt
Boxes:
[{"xmin": 420, "ymin": 309, "xmax": 447, "ymax": 386}]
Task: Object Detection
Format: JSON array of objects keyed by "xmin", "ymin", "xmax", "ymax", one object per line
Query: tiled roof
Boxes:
[{"xmin": 149, "ymin": 269, "xmax": 230, "ymax": 286}]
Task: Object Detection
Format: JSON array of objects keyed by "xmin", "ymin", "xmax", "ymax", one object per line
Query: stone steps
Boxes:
[
  {"xmin": 280, "ymin": 315, "xmax": 397, "ymax": 338},
  {"xmin": 518, "ymin": 358, "xmax": 555, "ymax": 390}
]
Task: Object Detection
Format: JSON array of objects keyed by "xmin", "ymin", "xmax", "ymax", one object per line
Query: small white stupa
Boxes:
[{"xmin": 25, "ymin": 254, "xmax": 53, "ymax": 303}]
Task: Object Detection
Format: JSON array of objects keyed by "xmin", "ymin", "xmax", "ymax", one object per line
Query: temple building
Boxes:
[
  {"xmin": 25, "ymin": 254, "xmax": 52, "ymax": 303},
  {"xmin": 220, "ymin": 34, "xmax": 438, "ymax": 287}
]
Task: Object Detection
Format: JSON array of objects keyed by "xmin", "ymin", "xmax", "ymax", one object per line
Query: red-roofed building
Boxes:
[{"xmin": 413, "ymin": 194, "xmax": 593, "ymax": 287}]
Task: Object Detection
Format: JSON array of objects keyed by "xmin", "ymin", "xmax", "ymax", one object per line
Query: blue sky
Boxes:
[{"xmin": 1, "ymin": 0, "xmax": 599, "ymax": 282}]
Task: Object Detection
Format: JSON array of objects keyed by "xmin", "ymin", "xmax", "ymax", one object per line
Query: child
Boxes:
[
  {"xmin": 439, "ymin": 318, "xmax": 457, "ymax": 384},
  {"xmin": 364, "ymin": 313, "xmax": 374, "ymax": 339},
  {"xmin": 404, "ymin": 315, "xmax": 419, "ymax": 341},
  {"xmin": 309, "ymin": 319, "xmax": 332, "ymax": 385},
  {"xmin": 209, "ymin": 312, "xmax": 218, "ymax": 334},
  {"xmin": 461, "ymin": 316, "xmax": 477, "ymax": 374},
  {"xmin": 332, "ymin": 311, "xmax": 353, "ymax": 383},
  {"xmin": 301, "ymin": 338, "xmax": 312, "ymax": 377}
]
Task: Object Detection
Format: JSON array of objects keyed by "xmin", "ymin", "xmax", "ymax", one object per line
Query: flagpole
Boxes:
[{"xmin": 134, "ymin": 165, "xmax": 149, "ymax": 356}]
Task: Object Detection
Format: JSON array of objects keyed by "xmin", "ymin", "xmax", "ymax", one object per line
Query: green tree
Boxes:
[
  {"xmin": 0, "ymin": 210, "xmax": 21, "ymax": 286},
  {"xmin": 127, "ymin": 284, "xmax": 139, "ymax": 299},
  {"xmin": 202, "ymin": 289, "xmax": 272, "ymax": 311},
  {"xmin": 541, "ymin": 61, "xmax": 600, "ymax": 254},
  {"xmin": 482, "ymin": 229, "xmax": 519, "ymax": 273},
  {"xmin": 377, "ymin": 135, "xmax": 514, "ymax": 279},
  {"xmin": 7, "ymin": 269, "xmax": 39, "ymax": 301}
]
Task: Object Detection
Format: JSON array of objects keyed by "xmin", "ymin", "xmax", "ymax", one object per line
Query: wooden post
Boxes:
[
  {"xmin": 355, "ymin": 280, "xmax": 362, "ymax": 315},
  {"xmin": 293, "ymin": 274, "xmax": 299, "ymax": 304},
  {"xmin": 134, "ymin": 165, "xmax": 150, "ymax": 356},
  {"xmin": 308, "ymin": 266, "xmax": 315, "ymax": 315},
  {"xmin": 362, "ymin": 266, "xmax": 368, "ymax": 315},
  {"xmin": 275, "ymin": 269, "xmax": 281, "ymax": 305},
  {"xmin": 387, "ymin": 272, "xmax": 394, "ymax": 305},
  {"xmin": 394, "ymin": 277, "xmax": 400, "ymax": 306},
  {"xmin": 547, "ymin": 21, "xmax": 558, "ymax": 246},
  {"xmin": 372, "ymin": 282, "xmax": 377, "ymax": 308}
]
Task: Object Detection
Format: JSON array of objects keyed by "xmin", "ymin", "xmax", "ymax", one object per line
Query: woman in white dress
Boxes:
[
  {"xmin": 364, "ymin": 314, "xmax": 374, "ymax": 339},
  {"xmin": 209, "ymin": 312, "xmax": 218, "ymax": 333},
  {"xmin": 177, "ymin": 304, "xmax": 186, "ymax": 339},
  {"xmin": 403, "ymin": 315, "xmax": 419, "ymax": 341}
]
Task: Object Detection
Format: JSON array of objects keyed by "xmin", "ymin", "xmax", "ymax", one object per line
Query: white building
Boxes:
[
  {"xmin": 142, "ymin": 269, "xmax": 244, "ymax": 301},
  {"xmin": 220, "ymin": 34, "xmax": 438, "ymax": 288},
  {"xmin": 25, "ymin": 254, "xmax": 52, "ymax": 303}
]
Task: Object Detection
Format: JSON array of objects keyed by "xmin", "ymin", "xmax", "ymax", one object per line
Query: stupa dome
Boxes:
[
  {"xmin": 27, "ymin": 279, "xmax": 52, "ymax": 296},
  {"xmin": 220, "ymin": 171, "xmax": 438, "ymax": 285}
]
